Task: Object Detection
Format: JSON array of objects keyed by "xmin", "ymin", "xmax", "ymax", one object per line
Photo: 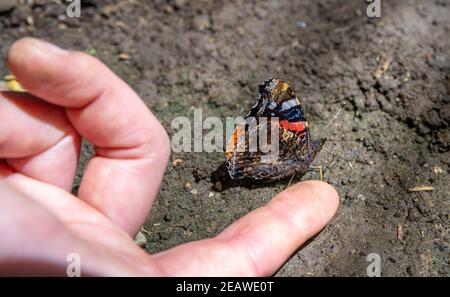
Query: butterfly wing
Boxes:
[
  {"xmin": 225, "ymin": 120, "xmax": 297, "ymax": 180},
  {"xmin": 226, "ymin": 78, "xmax": 325, "ymax": 180}
]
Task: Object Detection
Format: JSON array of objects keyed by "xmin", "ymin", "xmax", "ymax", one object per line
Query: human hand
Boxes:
[{"xmin": 0, "ymin": 38, "xmax": 339, "ymax": 276}]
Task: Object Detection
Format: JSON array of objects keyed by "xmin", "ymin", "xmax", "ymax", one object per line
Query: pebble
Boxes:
[
  {"xmin": 26, "ymin": 15, "xmax": 33, "ymax": 26},
  {"xmin": 254, "ymin": 7, "xmax": 268, "ymax": 19},
  {"xmin": 433, "ymin": 165, "xmax": 443, "ymax": 175},
  {"xmin": 0, "ymin": 0, "xmax": 16, "ymax": 13},
  {"xmin": 174, "ymin": 0, "xmax": 186, "ymax": 8},
  {"xmin": 193, "ymin": 80, "xmax": 204, "ymax": 91},
  {"xmin": 193, "ymin": 14, "xmax": 210, "ymax": 31},
  {"xmin": 357, "ymin": 194, "xmax": 366, "ymax": 202},
  {"xmin": 352, "ymin": 93, "xmax": 366, "ymax": 111},
  {"xmin": 172, "ymin": 158, "xmax": 184, "ymax": 167},
  {"xmin": 433, "ymin": 52, "xmax": 449, "ymax": 69},
  {"xmin": 214, "ymin": 181, "xmax": 223, "ymax": 191},
  {"xmin": 377, "ymin": 75, "xmax": 399, "ymax": 91},
  {"xmin": 236, "ymin": 26, "xmax": 245, "ymax": 36},
  {"xmin": 118, "ymin": 53, "xmax": 131, "ymax": 61},
  {"xmin": 345, "ymin": 190, "xmax": 357, "ymax": 201},
  {"xmin": 9, "ymin": 5, "xmax": 28, "ymax": 26},
  {"xmin": 163, "ymin": 5, "xmax": 174, "ymax": 14},
  {"xmin": 163, "ymin": 213, "xmax": 172, "ymax": 222},
  {"xmin": 296, "ymin": 21, "xmax": 307, "ymax": 28}
]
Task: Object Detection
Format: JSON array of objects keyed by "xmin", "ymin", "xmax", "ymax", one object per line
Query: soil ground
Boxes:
[{"xmin": 1, "ymin": 0, "xmax": 449, "ymax": 276}]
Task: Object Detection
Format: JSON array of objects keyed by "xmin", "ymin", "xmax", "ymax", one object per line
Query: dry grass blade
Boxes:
[{"xmin": 407, "ymin": 186, "xmax": 434, "ymax": 192}]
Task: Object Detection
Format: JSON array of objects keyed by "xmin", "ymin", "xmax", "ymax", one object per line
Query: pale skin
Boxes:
[{"xmin": 0, "ymin": 38, "xmax": 339, "ymax": 276}]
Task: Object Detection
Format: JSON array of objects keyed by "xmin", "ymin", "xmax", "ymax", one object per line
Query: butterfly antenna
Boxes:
[
  {"xmin": 326, "ymin": 138, "xmax": 365, "ymax": 142},
  {"xmin": 320, "ymin": 102, "xmax": 346, "ymax": 137}
]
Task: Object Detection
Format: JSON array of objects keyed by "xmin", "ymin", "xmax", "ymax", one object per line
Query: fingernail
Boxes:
[{"xmin": 8, "ymin": 37, "xmax": 70, "ymax": 76}]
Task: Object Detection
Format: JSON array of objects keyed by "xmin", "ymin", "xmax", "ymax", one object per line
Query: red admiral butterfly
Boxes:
[{"xmin": 225, "ymin": 78, "xmax": 325, "ymax": 181}]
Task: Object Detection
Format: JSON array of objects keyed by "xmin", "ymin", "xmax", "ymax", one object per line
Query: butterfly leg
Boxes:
[
  {"xmin": 308, "ymin": 165, "xmax": 323, "ymax": 181},
  {"xmin": 286, "ymin": 172, "xmax": 296, "ymax": 189},
  {"xmin": 285, "ymin": 164, "xmax": 321, "ymax": 189}
]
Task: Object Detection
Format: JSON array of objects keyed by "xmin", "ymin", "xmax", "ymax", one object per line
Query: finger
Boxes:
[
  {"xmin": 0, "ymin": 181, "xmax": 156, "ymax": 276},
  {"xmin": 3, "ymin": 171, "xmax": 113, "ymax": 228},
  {"xmin": 151, "ymin": 181, "xmax": 339, "ymax": 276},
  {"xmin": 8, "ymin": 38, "xmax": 170, "ymax": 235},
  {"xmin": 0, "ymin": 180, "xmax": 77, "ymax": 276},
  {"xmin": 0, "ymin": 92, "xmax": 80, "ymax": 191}
]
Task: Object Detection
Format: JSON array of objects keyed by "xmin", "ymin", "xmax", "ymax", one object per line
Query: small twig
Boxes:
[
  {"xmin": 171, "ymin": 224, "xmax": 188, "ymax": 230},
  {"xmin": 373, "ymin": 56, "xmax": 392, "ymax": 79},
  {"xmin": 397, "ymin": 224, "xmax": 403, "ymax": 241},
  {"xmin": 140, "ymin": 226, "xmax": 151, "ymax": 236},
  {"xmin": 408, "ymin": 186, "xmax": 434, "ymax": 192}
]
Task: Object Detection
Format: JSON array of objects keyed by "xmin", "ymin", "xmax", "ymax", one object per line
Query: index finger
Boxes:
[{"xmin": 8, "ymin": 38, "xmax": 170, "ymax": 235}]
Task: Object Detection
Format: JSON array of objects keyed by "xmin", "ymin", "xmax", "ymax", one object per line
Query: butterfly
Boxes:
[{"xmin": 225, "ymin": 78, "xmax": 325, "ymax": 181}]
